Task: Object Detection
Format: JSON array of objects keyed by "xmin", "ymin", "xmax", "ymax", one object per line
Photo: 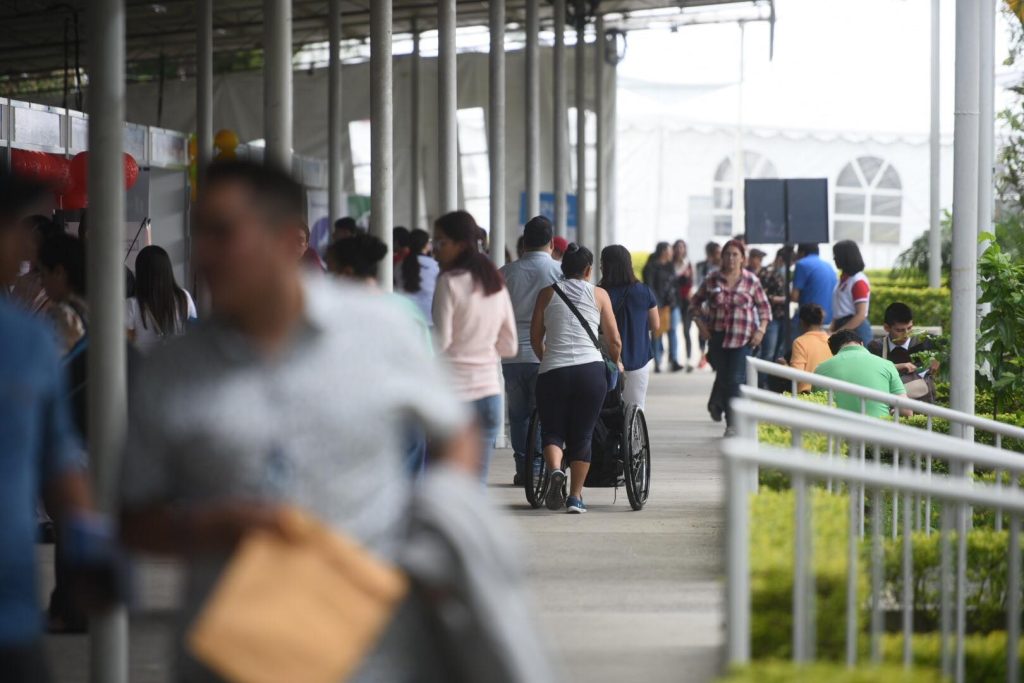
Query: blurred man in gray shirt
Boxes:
[{"xmin": 499, "ymin": 216, "xmax": 563, "ymax": 484}]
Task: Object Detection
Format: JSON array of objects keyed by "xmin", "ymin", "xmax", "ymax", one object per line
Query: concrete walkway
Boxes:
[
  {"xmin": 42, "ymin": 371, "xmax": 724, "ymax": 682},
  {"xmin": 493, "ymin": 370, "xmax": 725, "ymax": 683}
]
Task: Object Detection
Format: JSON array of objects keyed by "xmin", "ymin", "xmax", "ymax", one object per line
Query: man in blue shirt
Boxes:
[
  {"xmin": 0, "ymin": 174, "xmax": 91, "ymax": 681},
  {"xmin": 791, "ymin": 242, "xmax": 838, "ymax": 330},
  {"xmin": 499, "ymin": 216, "xmax": 563, "ymax": 484}
]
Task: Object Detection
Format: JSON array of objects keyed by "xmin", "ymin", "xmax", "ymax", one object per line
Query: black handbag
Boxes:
[{"xmin": 550, "ymin": 282, "xmax": 620, "ymax": 391}]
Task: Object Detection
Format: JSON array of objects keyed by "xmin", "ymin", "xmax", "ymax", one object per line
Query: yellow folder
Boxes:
[{"xmin": 188, "ymin": 508, "xmax": 409, "ymax": 683}]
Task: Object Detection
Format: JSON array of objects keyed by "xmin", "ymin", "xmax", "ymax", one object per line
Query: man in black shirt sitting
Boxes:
[{"xmin": 867, "ymin": 302, "xmax": 940, "ymax": 403}]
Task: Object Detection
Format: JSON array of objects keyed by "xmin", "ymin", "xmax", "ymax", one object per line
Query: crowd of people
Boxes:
[{"xmin": 1, "ymin": 155, "xmax": 944, "ymax": 681}]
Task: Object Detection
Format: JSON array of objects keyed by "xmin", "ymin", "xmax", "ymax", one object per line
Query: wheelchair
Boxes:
[{"xmin": 523, "ymin": 386, "xmax": 651, "ymax": 511}]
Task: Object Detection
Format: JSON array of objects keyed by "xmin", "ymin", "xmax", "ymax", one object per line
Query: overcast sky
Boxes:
[{"xmin": 617, "ymin": 0, "xmax": 1014, "ymax": 135}]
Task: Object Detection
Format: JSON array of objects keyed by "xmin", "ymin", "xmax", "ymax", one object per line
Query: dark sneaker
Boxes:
[
  {"xmin": 566, "ymin": 496, "xmax": 587, "ymax": 514},
  {"xmin": 709, "ymin": 404, "xmax": 724, "ymax": 423},
  {"xmin": 545, "ymin": 469, "xmax": 567, "ymax": 511}
]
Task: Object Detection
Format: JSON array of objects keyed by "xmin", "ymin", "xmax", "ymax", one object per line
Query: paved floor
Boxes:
[{"xmin": 41, "ymin": 370, "xmax": 725, "ymax": 682}]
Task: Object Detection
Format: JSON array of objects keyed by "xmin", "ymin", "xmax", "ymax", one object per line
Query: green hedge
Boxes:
[
  {"xmin": 880, "ymin": 632, "xmax": 1024, "ymax": 683},
  {"xmin": 718, "ymin": 661, "xmax": 944, "ymax": 683},
  {"xmin": 870, "ymin": 285, "xmax": 951, "ymax": 329},
  {"xmin": 882, "ymin": 529, "xmax": 1018, "ymax": 634},
  {"xmin": 750, "ymin": 490, "xmax": 865, "ymax": 660}
]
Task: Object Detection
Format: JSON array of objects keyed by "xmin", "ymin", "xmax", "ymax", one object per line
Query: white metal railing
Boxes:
[
  {"xmin": 747, "ymin": 356, "xmax": 1024, "ymax": 533},
  {"xmin": 747, "ymin": 356, "xmax": 1024, "ymax": 447},
  {"xmin": 724, "ymin": 400, "xmax": 1024, "ymax": 683},
  {"xmin": 737, "ymin": 384, "xmax": 1024, "ymax": 536}
]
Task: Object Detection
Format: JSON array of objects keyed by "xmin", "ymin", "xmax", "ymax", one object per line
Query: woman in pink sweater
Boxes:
[{"xmin": 432, "ymin": 211, "xmax": 517, "ymax": 482}]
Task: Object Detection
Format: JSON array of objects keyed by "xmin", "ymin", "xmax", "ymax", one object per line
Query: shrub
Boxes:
[
  {"xmin": 870, "ymin": 285, "xmax": 951, "ymax": 329},
  {"xmin": 750, "ymin": 490, "xmax": 866, "ymax": 660},
  {"xmin": 880, "ymin": 632, "xmax": 1024, "ymax": 683},
  {"xmin": 718, "ymin": 661, "xmax": 944, "ymax": 683},
  {"xmin": 881, "ymin": 529, "xmax": 1018, "ymax": 634}
]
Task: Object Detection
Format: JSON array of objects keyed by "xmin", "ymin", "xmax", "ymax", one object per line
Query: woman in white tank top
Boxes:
[{"xmin": 530, "ymin": 244, "xmax": 623, "ymax": 514}]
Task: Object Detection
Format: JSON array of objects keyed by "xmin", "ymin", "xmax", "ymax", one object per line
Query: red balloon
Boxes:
[
  {"xmin": 45, "ymin": 154, "xmax": 72, "ymax": 192},
  {"xmin": 11, "ymin": 149, "xmax": 44, "ymax": 178},
  {"xmin": 70, "ymin": 152, "xmax": 89, "ymax": 191},
  {"xmin": 62, "ymin": 185, "xmax": 88, "ymax": 210},
  {"xmin": 123, "ymin": 153, "xmax": 139, "ymax": 189}
]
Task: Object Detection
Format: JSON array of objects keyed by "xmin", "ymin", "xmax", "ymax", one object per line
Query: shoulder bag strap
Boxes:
[{"xmin": 551, "ymin": 283, "xmax": 602, "ymax": 353}]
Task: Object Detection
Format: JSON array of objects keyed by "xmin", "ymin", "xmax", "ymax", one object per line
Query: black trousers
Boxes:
[
  {"xmin": 0, "ymin": 641, "xmax": 50, "ymax": 683},
  {"xmin": 535, "ymin": 362, "xmax": 607, "ymax": 464}
]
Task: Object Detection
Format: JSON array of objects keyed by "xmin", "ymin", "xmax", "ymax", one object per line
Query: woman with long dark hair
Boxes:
[
  {"xmin": 830, "ymin": 239, "xmax": 872, "ymax": 344},
  {"xmin": 692, "ymin": 239, "xmax": 771, "ymax": 436},
  {"xmin": 642, "ymin": 241, "xmax": 677, "ymax": 372},
  {"xmin": 532, "ymin": 244, "xmax": 623, "ymax": 513},
  {"xmin": 599, "ymin": 245, "xmax": 658, "ymax": 409},
  {"xmin": 399, "ymin": 228, "xmax": 439, "ymax": 325},
  {"xmin": 432, "ymin": 211, "xmax": 517, "ymax": 483},
  {"xmin": 126, "ymin": 245, "xmax": 196, "ymax": 353}
]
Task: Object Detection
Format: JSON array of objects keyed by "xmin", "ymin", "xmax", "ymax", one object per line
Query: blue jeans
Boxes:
[
  {"xmin": 471, "ymin": 394, "xmax": 503, "ymax": 483},
  {"xmin": 403, "ymin": 426, "xmax": 427, "ymax": 478},
  {"xmin": 756, "ymin": 319, "xmax": 783, "ymax": 388},
  {"xmin": 651, "ymin": 307, "xmax": 680, "ymax": 369},
  {"xmin": 708, "ymin": 333, "xmax": 752, "ymax": 426},
  {"xmin": 503, "ymin": 363, "xmax": 539, "ymax": 473}
]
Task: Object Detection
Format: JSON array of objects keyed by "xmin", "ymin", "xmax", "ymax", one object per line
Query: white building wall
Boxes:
[{"xmin": 615, "ymin": 120, "xmax": 955, "ymax": 270}]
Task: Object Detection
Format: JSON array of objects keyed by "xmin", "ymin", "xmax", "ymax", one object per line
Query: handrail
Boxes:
[
  {"xmin": 747, "ymin": 356, "xmax": 1024, "ymax": 442},
  {"xmin": 729, "ymin": 398, "xmax": 1021, "ymax": 473},
  {"xmin": 722, "ymin": 434, "xmax": 1023, "ymax": 682},
  {"xmin": 723, "ymin": 439, "xmax": 1024, "ymax": 510}
]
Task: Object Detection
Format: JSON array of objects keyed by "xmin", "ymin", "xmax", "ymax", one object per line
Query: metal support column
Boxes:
[
  {"xmin": 607, "ymin": 35, "xmax": 618, "ymax": 245},
  {"xmin": 410, "ymin": 25, "xmax": 421, "ymax": 228},
  {"xmin": 978, "ymin": 0, "xmax": 995, "ymax": 254},
  {"xmin": 489, "ymin": 0, "xmax": 506, "ymax": 266},
  {"xmin": 575, "ymin": 0, "xmax": 588, "ymax": 255},
  {"xmin": 438, "ymin": 0, "xmax": 458, "ymax": 212},
  {"xmin": 88, "ymin": 0, "xmax": 128, "ymax": 679},
  {"xmin": 594, "ymin": 14, "xmax": 605, "ymax": 277},
  {"xmin": 197, "ymin": 0, "xmax": 213, "ymax": 174},
  {"xmin": 525, "ymin": 0, "xmax": 540, "ymax": 219},
  {"xmin": 328, "ymin": 0, "xmax": 343, "ymax": 227},
  {"xmin": 263, "ymin": 0, "xmax": 292, "ymax": 168},
  {"xmin": 949, "ymin": 0, "xmax": 979, "ymax": 440},
  {"xmin": 928, "ymin": 0, "xmax": 942, "ymax": 288},
  {"xmin": 371, "ymin": 0, "xmax": 393, "ymax": 289},
  {"xmin": 553, "ymin": 0, "xmax": 568, "ymax": 237}
]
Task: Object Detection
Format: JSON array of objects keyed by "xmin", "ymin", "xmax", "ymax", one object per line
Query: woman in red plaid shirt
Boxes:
[{"xmin": 692, "ymin": 239, "xmax": 771, "ymax": 435}]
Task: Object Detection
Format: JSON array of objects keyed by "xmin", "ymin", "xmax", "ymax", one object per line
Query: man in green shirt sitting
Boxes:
[{"xmin": 815, "ymin": 330, "xmax": 911, "ymax": 419}]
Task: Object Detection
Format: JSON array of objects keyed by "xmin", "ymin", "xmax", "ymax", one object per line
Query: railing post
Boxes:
[
  {"xmin": 846, "ymin": 487, "xmax": 859, "ymax": 668},
  {"xmin": 725, "ymin": 456, "xmax": 751, "ymax": 665},
  {"xmin": 793, "ymin": 473, "xmax": 813, "ymax": 663},
  {"xmin": 870, "ymin": 487, "xmax": 883, "ymax": 664}
]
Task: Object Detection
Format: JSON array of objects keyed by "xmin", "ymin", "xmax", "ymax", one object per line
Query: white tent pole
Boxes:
[
  {"xmin": 978, "ymin": 0, "xmax": 996, "ymax": 255},
  {"xmin": 594, "ymin": 13, "xmax": 605, "ymax": 278},
  {"xmin": 949, "ymin": 0, "xmax": 980, "ymax": 450},
  {"xmin": 928, "ymin": 0, "xmax": 942, "ymax": 288},
  {"xmin": 410, "ymin": 24, "xmax": 422, "ymax": 228},
  {"xmin": 87, "ymin": 0, "xmax": 129, "ymax": 678},
  {"xmin": 553, "ymin": 0, "xmax": 568, "ymax": 237},
  {"xmin": 489, "ymin": 0, "xmax": 506, "ymax": 267},
  {"xmin": 438, "ymin": 0, "xmax": 458, "ymax": 212},
  {"xmin": 371, "ymin": 0, "xmax": 394, "ymax": 289},
  {"xmin": 525, "ymin": 0, "xmax": 540, "ymax": 219},
  {"xmin": 732, "ymin": 21, "xmax": 746, "ymax": 236},
  {"xmin": 328, "ymin": 0, "xmax": 343, "ymax": 228},
  {"xmin": 575, "ymin": 0, "xmax": 588, "ymax": 256},
  {"xmin": 263, "ymin": 0, "xmax": 293, "ymax": 168}
]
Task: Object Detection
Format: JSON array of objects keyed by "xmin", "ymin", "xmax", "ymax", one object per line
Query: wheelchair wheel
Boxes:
[
  {"xmin": 524, "ymin": 410, "xmax": 548, "ymax": 508},
  {"xmin": 623, "ymin": 405, "xmax": 651, "ymax": 510}
]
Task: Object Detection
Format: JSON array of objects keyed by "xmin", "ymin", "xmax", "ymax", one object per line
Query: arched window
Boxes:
[
  {"xmin": 833, "ymin": 156, "xmax": 902, "ymax": 244},
  {"xmin": 711, "ymin": 152, "xmax": 779, "ymax": 236}
]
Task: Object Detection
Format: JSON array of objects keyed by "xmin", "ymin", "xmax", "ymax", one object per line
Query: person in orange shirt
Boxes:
[{"xmin": 787, "ymin": 304, "xmax": 833, "ymax": 393}]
